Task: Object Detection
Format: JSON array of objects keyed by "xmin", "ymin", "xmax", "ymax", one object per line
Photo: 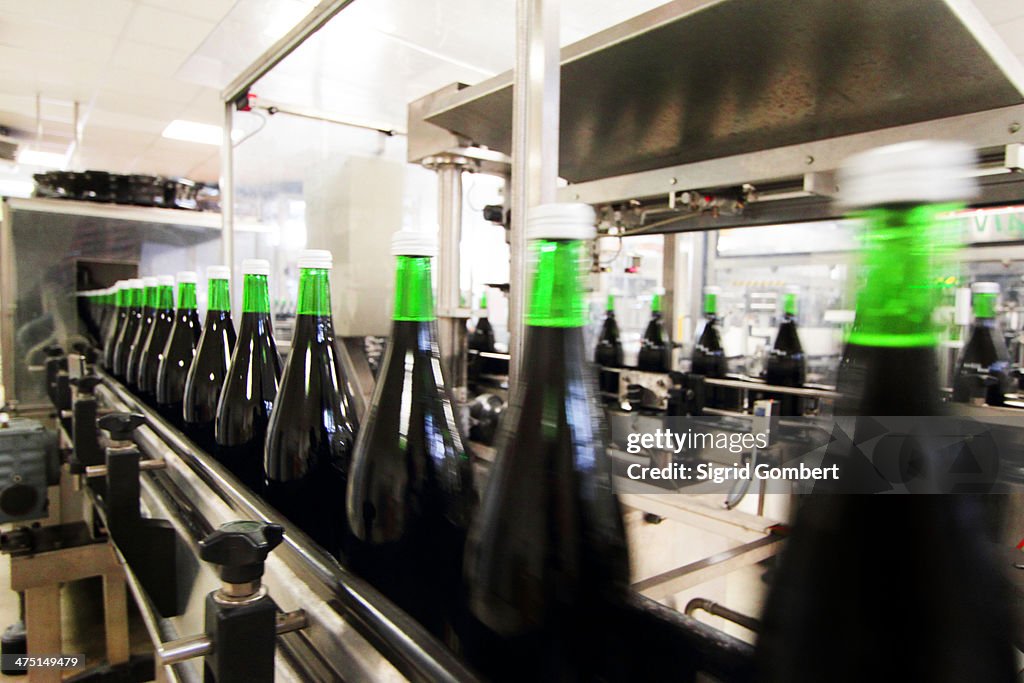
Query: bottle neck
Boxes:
[
  {"xmin": 846, "ymin": 203, "xmax": 959, "ymax": 349},
  {"xmin": 974, "ymin": 292, "xmax": 996, "ymax": 322},
  {"xmin": 704, "ymin": 292, "xmax": 717, "ymax": 317},
  {"xmin": 651, "ymin": 293, "xmax": 661, "ymax": 315},
  {"xmin": 144, "ymin": 287, "xmax": 158, "ymax": 309},
  {"xmin": 783, "ymin": 292, "xmax": 797, "ymax": 317},
  {"xmin": 129, "ymin": 288, "xmax": 143, "ymax": 309},
  {"xmin": 525, "ymin": 239, "xmax": 588, "ymax": 327},
  {"xmin": 297, "ymin": 268, "xmax": 332, "ymax": 316},
  {"xmin": 208, "ymin": 279, "xmax": 231, "ymax": 312},
  {"xmin": 393, "ymin": 256, "xmax": 435, "ymax": 322},
  {"xmin": 116, "ymin": 289, "xmax": 127, "ymax": 309},
  {"xmin": 242, "ymin": 274, "xmax": 271, "ymax": 314},
  {"xmin": 606, "ymin": 293, "xmax": 615, "ymax": 313},
  {"xmin": 177, "ymin": 283, "xmax": 198, "ymax": 311},
  {"xmin": 157, "ymin": 285, "xmax": 174, "ymax": 310}
]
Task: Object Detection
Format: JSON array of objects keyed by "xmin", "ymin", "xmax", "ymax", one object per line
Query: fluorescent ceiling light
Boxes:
[
  {"xmin": 163, "ymin": 119, "xmax": 224, "ymax": 146},
  {"xmin": 16, "ymin": 149, "xmax": 67, "ymax": 169},
  {"xmin": 163, "ymin": 119, "xmax": 247, "ymax": 146}
]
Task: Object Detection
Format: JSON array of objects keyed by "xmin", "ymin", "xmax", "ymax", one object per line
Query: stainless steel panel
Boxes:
[{"xmin": 425, "ymin": 0, "xmax": 1024, "ymax": 184}]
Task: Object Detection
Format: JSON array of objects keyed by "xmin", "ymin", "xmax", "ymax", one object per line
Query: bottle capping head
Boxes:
[
  {"xmin": 242, "ymin": 258, "xmax": 271, "ymax": 275},
  {"xmin": 207, "ymin": 265, "xmax": 231, "ymax": 280},
  {"xmin": 526, "ymin": 202, "xmax": 596, "ymax": 241},
  {"xmin": 298, "ymin": 249, "xmax": 333, "ymax": 270},
  {"xmin": 391, "ymin": 229, "xmax": 438, "ymax": 257},
  {"xmin": 839, "ymin": 140, "xmax": 978, "ymax": 208}
]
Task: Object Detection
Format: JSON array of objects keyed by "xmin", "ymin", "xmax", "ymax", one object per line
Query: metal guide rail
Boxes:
[{"xmin": 94, "ymin": 370, "xmax": 478, "ymax": 683}]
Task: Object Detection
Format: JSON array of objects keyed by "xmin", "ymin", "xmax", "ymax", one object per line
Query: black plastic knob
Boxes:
[
  {"xmin": 70, "ymin": 376, "xmax": 102, "ymax": 394},
  {"xmin": 199, "ymin": 521, "xmax": 284, "ymax": 584},
  {"xmin": 482, "ymin": 204, "xmax": 507, "ymax": 226},
  {"xmin": 98, "ymin": 412, "xmax": 146, "ymax": 440}
]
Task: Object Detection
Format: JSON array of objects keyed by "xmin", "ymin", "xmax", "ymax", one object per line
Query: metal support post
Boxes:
[
  {"xmin": 425, "ymin": 155, "xmax": 470, "ymax": 401},
  {"xmin": 221, "ymin": 102, "xmax": 235, "ymax": 291},
  {"xmin": 662, "ymin": 234, "xmax": 677, "ymax": 370},
  {"xmin": 508, "ymin": 0, "xmax": 561, "ymax": 390}
]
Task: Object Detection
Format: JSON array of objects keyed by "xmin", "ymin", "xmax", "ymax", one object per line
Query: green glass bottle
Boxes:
[
  {"xmin": 183, "ymin": 266, "xmax": 236, "ymax": 453},
  {"xmin": 347, "ymin": 231, "xmax": 476, "ymax": 642},
  {"xmin": 215, "ymin": 259, "xmax": 282, "ymax": 492},
  {"xmin": 468, "ymin": 292, "xmax": 496, "ymax": 352},
  {"xmin": 692, "ymin": 286, "xmax": 735, "ymax": 408},
  {"xmin": 156, "ymin": 272, "xmax": 202, "ymax": 428},
  {"xmin": 758, "ymin": 141, "xmax": 1016, "ymax": 683},
  {"xmin": 264, "ymin": 250, "xmax": 359, "ymax": 557},
  {"xmin": 763, "ymin": 286, "xmax": 807, "ymax": 416},
  {"xmin": 112, "ymin": 279, "xmax": 144, "ymax": 380},
  {"xmin": 102, "ymin": 282, "xmax": 127, "ymax": 360},
  {"xmin": 637, "ymin": 291, "xmax": 669, "ymax": 371},
  {"xmin": 137, "ymin": 276, "xmax": 176, "ymax": 404},
  {"xmin": 953, "ymin": 282, "xmax": 1012, "ymax": 406},
  {"xmin": 126, "ymin": 276, "xmax": 159, "ymax": 389},
  {"xmin": 463, "ymin": 204, "xmax": 629, "ymax": 681}
]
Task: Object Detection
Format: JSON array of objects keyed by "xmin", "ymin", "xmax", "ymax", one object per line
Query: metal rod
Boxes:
[
  {"xmin": 684, "ymin": 598, "xmax": 762, "ymax": 633},
  {"xmin": 256, "ymin": 103, "xmax": 402, "ymax": 136},
  {"xmin": 703, "ymin": 376, "xmax": 840, "ymax": 399},
  {"xmin": 157, "ymin": 610, "xmax": 308, "ymax": 666},
  {"xmin": 508, "ymin": 0, "xmax": 561, "ymax": 392},
  {"xmin": 220, "ymin": 0, "xmax": 357, "ymax": 103},
  {"xmin": 432, "ymin": 158, "xmax": 468, "ymax": 399},
  {"xmin": 85, "ymin": 459, "xmax": 167, "ymax": 478},
  {"xmin": 220, "ymin": 102, "xmax": 234, "ymax": 284}
]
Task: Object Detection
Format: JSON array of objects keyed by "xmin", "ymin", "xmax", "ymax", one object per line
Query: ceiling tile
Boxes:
[
  {"xmin": 0, "ymin": 0, "xmax": 134, "ymax": 37},
  {"xmin": 972, "ymin": 0, "xmax": 1024, "ymax": 26},
  {"xmin": 138, "ymin": 0, "xmax": 239, "ymax": 23},
  {"xmin": 92, "ymin": 90, "xmax": 185, "ymax": 121},
  {"xmin": 109, "ymin": 41, "xmax": 191, "ymax": 78},
  {"xmin": 99, "ymin": 68, "xmax": 202, "ymax": 106},
  {"xmin": 123, "ymin": 4, "xmax": 217, "ymax": 52},
  {"xmin": 0, "ymin": 21, "xmax": 118, "ymax": 63},
  {"xmin": 86, "ymin": 109, "xmax": 170, "ymax": 135}
]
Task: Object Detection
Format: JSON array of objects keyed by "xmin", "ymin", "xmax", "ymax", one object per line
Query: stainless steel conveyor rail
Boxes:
[{"xmin": 93, "ymin": 370, "xmax": 479, "ymax": 683}]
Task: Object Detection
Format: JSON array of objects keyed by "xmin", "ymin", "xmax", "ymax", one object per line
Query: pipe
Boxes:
[
  {"xmin": 684, "ymin": 598, "xmax": 761, "ymax": 634},
  {"xmin": 220, "ymin": 102, "xmax": 234, "ymax": 286}
]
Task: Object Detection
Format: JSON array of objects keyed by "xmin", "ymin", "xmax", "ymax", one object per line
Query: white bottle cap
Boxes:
[
  {"xmin": 391, "ymin": 230, "xmax": 438, "ymax": 257},
  {"xmin": 127, "ymin": 278, "xmax": 144, "ymax": 289},
  {"xmin": 838, "ymin": 140, "xmax": 978, "ymax": 208},
  {"xmin": 242, "ymin": 258, "xmax": 271, "ymax": 275},
  {"xmin": 783, "ymin": 285, "xmax": 801, "ymax": 295},
  {"xmin": 971, "ymin": 281, "xmax": 1000, "ymax": 295},
  {"xmin": 142, "ymin": 276, "xmax": 159, "ymax": 288},
  {"xmin": 298, "ymin": 249, "xmax": 333, "ymax": 270},
  {"xmin": 526, "ymin": 203, "xmax": 596, "ymax": 241},
  {"xmin": 158, "ymin": 275, "xmax": 175, "ymax": 287},
  {"xmin": 207, "ymin": 265, "xmax": 230, "ymax": 280},
  {"xmin": 176, "ymin": 271, "xmax": 198, "ymax": 284},
  {"xmin": 704, "ymin": 286, "xmax": 722, "ymax": 295}
]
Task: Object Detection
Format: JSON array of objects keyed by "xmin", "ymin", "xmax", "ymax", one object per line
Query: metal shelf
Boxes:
[
  {"xmin": 421, "ymin": 0, "xmax": 1024, "ymax": 187},
  {"xmin": 5, "ymin": 197, "xmax": 221, "ymax": 230}
]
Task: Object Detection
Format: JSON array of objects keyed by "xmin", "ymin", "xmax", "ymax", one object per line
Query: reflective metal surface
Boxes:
[
  {"xmin": 425, "ymin": 0, "xmax": 1024, "ymax": 184},
  {"xmin": 95, "ymin": 374, "xmax": 479, "ymax": 683}
]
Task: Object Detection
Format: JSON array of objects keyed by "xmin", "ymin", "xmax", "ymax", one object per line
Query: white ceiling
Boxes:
[{"xmin": 0, "ymin": 0, "xmax": 1023, "ymax": 191}]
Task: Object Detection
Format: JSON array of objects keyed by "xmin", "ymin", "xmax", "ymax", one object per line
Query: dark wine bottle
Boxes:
[
  {"xmin": 112, "ymin": 279, "xmax": 144, "ymax": 380},
  {"xmin": 156, "ymin": 272, "xmax": 201, "ymax": 428},
  {"xmin": 347, "ymin": 231, "xmax": 476, "ymax": 642},
  {"xmin": 692, "ymin": 286, "xmax": 734, "ymax": 408},
  {"xmin": 595, "ymin": 293, "xmax": 624, "ymax": 395},
  {"xmin": 183, "ymin": 266, "xmax": 236, "ymax": 454},
  {"xmin": 953, "ymin": 282, "xmax": 1012, "ymax": 406},
  {"xmin": 215, "ymin": 259, "xmax": 281, "ymax": 492},
  {"xmin": 137, "ymin": 276, "xmax": 176, "ymax": 404},
  {"xmin": 758, "ymin": 141, "xmax": 1016, "ymax": 683},
  {"xmin": 469, "ymin": 292, "xmax": 496, "ymax": 352},
  {"xmin": 463, "ymin": 203, "xmax": 630, "ymax": 681},
  {"xmin": 126, "ymin": 277, "xmax": 158, "ymax": 389},
  {"xmin": 637, "ymin": 292, "xmax": 670, "ymax": 372},
  {"xmin": 763, "ymin": 286, "xmax": 807, "ymax": 416},
  {"xmin": 102, "ymin": 282, "xmax": 127, "ymax": 359},
  {"xmin": 264, "ymin": 250, "xmax": 359, "ymax": 558}
]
